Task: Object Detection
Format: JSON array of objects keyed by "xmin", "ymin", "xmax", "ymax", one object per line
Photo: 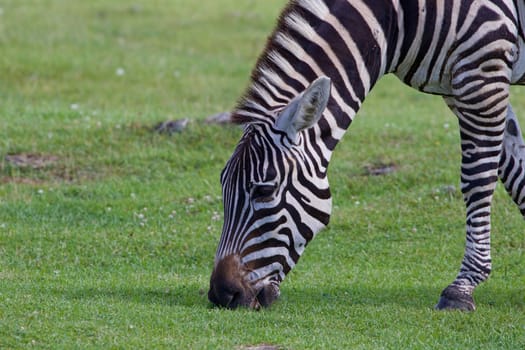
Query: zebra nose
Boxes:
[
  {"xmin": 208, "ymin": 278, "xmax": 242, "ymax": 308},
  {"xmin": 208, "ymin": 255, "xmax": 254, "ymax": 309},
  {"xmin": 208, "ymin": 283, "xmax": 260, "ymax": 309},
  {"xmin": 207, "ymin": 283, "xmax": 244, "ymax": 308}
]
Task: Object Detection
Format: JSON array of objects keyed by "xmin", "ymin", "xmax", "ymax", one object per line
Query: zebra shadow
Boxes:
[
  {"xmin": 58, "ymin": 282, "xmax": 211, "ymax": 308},
  {"xmin": 280, "ymin": 283, "xmax": 525, "ymax": 310},
  {"xmin": 57, "ymin": 280, "xmax": 523, "ymax": 311}
]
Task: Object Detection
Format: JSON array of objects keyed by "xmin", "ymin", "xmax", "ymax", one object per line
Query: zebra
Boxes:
[{"xmin": 207, "ymin": 0, "xmax": 525, "ymax": 310}]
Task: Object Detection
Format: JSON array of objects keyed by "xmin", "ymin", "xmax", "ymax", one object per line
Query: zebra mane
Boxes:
[{"xmin": 233, "ymin": 0, "xmax": 318, "ymax": 125}]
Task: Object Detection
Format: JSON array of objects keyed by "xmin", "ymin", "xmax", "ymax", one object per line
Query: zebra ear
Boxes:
[{"xmin": 275, "ymin": 76, "xmax": 331, "ymax": 141}]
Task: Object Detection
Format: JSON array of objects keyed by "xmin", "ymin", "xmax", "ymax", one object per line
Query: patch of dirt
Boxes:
[
  {"xmin": 237, "ymin": 345, "xmax": 282, "ymax": 350},
  {"xmin": 0, "ymin": 176, "xmax": 46, "ymax": 185},
  {"xmin": 5, "ymin": 153, "xmax": 59, "ymax": 169},
  {"xmin": 363, "ymin": 162, "xmax": 397, "ymax": 176},
  {"xmin": 2, "ymin": 152, "xmax": 98, "ymax": 184}
]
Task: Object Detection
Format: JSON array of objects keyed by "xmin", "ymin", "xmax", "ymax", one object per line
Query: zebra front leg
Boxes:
[
  {"xmin": 435, "ymin": 96, "xmax": 507, "ymax": 311},
  {"xmin": 499, "ymin": 105, "xmax": 525, "ymax": 215}
]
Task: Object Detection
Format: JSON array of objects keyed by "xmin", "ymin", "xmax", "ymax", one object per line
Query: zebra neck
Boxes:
[{"xmin": 234, "ymin": 0, "xmax": 402, "ymax": 155}]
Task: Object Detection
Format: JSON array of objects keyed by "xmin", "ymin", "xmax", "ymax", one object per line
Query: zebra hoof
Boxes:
[{"xmin": 435, "ymin": 285, "xmax": 476, "ymax": 311}]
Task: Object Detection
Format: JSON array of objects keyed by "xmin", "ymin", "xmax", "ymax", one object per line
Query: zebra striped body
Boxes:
[{"xmin": 208, "ymin": 0, "xmax": 525, "ymax": 310}]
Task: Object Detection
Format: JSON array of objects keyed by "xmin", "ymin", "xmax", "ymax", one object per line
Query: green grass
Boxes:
[{"xmin": 1, "ymin": 0, "xmax": 524, "ymax": 349}]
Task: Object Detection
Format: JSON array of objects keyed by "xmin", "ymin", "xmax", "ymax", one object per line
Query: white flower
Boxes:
[
  {"xmin": 116, "ymin": 67, "xmax": 125, "ymax": 76},
  {"xmin": 70, "ymin": 103, "xmax": 79, "ymax": 110}
]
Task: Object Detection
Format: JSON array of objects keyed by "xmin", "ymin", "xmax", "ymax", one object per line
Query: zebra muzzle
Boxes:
[{"xmin": 208, "ymin": 254, "xmax": 280, "ymax": 309}]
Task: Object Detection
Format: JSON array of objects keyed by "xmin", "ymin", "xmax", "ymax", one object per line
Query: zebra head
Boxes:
[{"xmin": 208, "ymin": 77, "xmax": 333, "ymax": 309}]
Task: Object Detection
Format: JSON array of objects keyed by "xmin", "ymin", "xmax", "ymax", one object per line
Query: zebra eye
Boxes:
[{"xmin": 250, "ymin": 183, "xmax": 277, "ymax": 203}]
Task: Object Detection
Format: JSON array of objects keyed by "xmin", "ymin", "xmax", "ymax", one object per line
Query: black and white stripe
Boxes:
[{"xmin": 210, "ymin": 0, "xmax": 525, "ymax": 310}]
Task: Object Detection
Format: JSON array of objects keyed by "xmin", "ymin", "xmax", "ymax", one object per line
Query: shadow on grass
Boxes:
[
  {"xmin": 57, "ymin": 281, "xmax": 524, "ymax": 311},
  {"xmin": 59, "ymin": 282, "xmax": 211, "ymax": 308},
  {"xmin": 284, "ymin": 283, "xmax": 524, "ymax": 310},
  {"xmin": 283, "ymin": 284, "xmax": 441, "ymax": 310}
]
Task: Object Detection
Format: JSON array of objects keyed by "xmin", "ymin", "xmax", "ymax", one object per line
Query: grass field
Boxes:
[{"xmin": 1, "ymin": 0, "xmax": 524, "ymax": 349}]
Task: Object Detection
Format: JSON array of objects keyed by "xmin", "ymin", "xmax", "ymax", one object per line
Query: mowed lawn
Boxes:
[{"xmin": 0, "ymin": 0, "xmax": 524, "ymax": 349}]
